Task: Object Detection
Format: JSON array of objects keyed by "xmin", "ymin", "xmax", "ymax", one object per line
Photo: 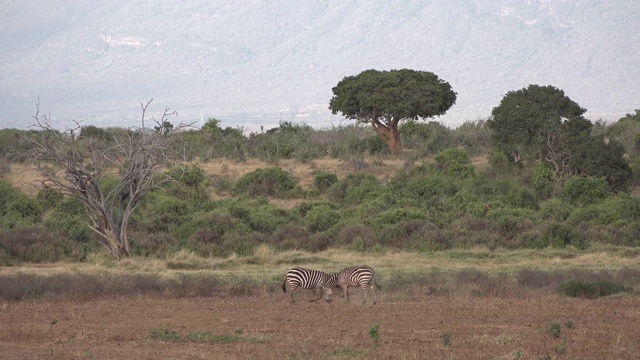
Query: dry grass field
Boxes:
[
  {"xmin": 1, "ymin": 289, "xmax": 639, "ymax": 359},
  {"xmin": 1, "ymin": 248, "xmax": 640, "ymax": 359}
]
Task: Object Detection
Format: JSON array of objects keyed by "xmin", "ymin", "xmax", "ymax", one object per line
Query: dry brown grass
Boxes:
[
  {"xmin": 4, "ymin": 164, "xmax": 42, "ymax": 197},
  {"xmin": 0, "ymin": 291, "xmax": 638, "ymax": 359}
]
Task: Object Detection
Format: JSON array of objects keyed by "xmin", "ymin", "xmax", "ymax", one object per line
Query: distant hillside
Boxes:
[{"xmin": 1, "ymin": 0, "xmax": 639, "ymax": 131}]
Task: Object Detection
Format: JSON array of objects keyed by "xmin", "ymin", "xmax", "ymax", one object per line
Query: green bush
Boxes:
[
  {"xmin": 312, "ymin": 171, "xmax": 338, "ymax": 192},
  {"xmin": 504, "ymin": 188, "xmax": 539, "ymax": 211},
  {"xmin": 526, "ymin": 223, "xmax": 585, "ymax": 249},
  {"xmin": 378, "ymin": 220, "xmax": 436, "ymax": 249},
  {"xmin": 532, "ymin": 161, "xmax": 554, "ymax": 197},
  {"xmin": 133, "ymin": 193, "xmax": 191, "ymax": 234},
  {"xmin": 560, "ymin": 176, "xmax": 610, "ymax": 206},
  {"xmin": 304, "ymin": 204, "xmax": 340, "ymax": 232},
  {"xmin": 445, "ymin": 191, "xmax": 486, "ymax": 217},
  {"xmin": 233, "ymin": 167, "xmax": 299, "ymax": 198},
  {"xmin": 539, "ymin": 199, "xmax": 574, "ymax": 221},
  {"xmin": 36, "ymin": 188, "xmax": 64, "ymax": 210},
  {"xmin": 225, "ymin": 198, "xmax": 291, "ymax": 234},
  {"xmin": 366, "ymin": 207, "xmax": 427, "ymax": 232},
  {"xmin": 557, "ymin": 279, "xmax": 627, "ymax": 298},
  {"xmin": 48, "ymin": 215, "xmax": 92, "ymax": 242},
  {"xmin": 485, "ymin": 206, "xmax": 536, "ymax": 234},
  {"xmin": 434, "ymin": 148, "xmax": 475, "ymax": 179},
  {"xmin": 327, "ymin": 172, "xmax": 388, "ymax": 206},
  {"xmin": 130, "ymin": 232, "xmax": 180, "ymax": 258}
]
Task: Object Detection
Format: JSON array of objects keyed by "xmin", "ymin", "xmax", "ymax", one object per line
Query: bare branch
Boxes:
[{"xmin": 23, "ymin": 99, "xmax": 190, "ymax": 260}]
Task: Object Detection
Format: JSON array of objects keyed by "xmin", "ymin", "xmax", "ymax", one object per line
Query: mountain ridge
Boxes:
[{"xmin": 1, "ymin": 0, "xmax": 638, "ymax": 131}]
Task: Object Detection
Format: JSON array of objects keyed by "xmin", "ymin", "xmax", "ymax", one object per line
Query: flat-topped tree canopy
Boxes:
[{"xmin": 329, "ymin": 69, "xmax": 457, "ymax": 156}]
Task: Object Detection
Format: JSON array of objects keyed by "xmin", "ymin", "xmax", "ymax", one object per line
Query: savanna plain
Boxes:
[
  {"xmin": 1, "ymin": 247, "xmax": 639, "ymax": 360},
  {"xmin": 2, "ymin": 150, "xmax": 640, "ymax": 359}
]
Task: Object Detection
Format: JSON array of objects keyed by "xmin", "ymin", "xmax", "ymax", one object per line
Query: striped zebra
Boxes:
[
  {"xmin": 282, "ymin": 267, "xmax": 337, "ymax": 304},
  {"xmin": 333, "ymin": 265, "xmax": 379, "ymax": 305}
]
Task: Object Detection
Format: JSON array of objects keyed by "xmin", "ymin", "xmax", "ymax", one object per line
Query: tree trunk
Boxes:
[
  {"xmin": 388, "ymin": 127, "xmax": 402, "ymax": 157},
  {"xmin": 371, "ymin": 117, "xmax": 403, "ymax": 157},
  {"xmin": 98, "ymin": 228, "xmax": 130, "ymax": 261}
]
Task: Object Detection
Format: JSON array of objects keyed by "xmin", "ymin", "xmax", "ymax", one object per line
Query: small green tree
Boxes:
[
  {"xmin": 487, "ymin": 84, "xmax": 630, "ymax": 191},
  {"xmin": 487, "ymin": 84, "xmax": 588, "ymax": 164},
  {"xmin": 329, "ymin": 69, "xmax": 457, "ymax": 156}
]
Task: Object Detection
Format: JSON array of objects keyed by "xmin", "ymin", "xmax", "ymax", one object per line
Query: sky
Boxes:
[{"xmin": 0, "ymin": 0, "xmax": 639, "ymax": 132}]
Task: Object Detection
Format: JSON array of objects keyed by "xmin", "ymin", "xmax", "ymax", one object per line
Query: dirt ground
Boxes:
[{"xmin": 0, "ymin": 291, "xmax": 639, "ymax": 360}]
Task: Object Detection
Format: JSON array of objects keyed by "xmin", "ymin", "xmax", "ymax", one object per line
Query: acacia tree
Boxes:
[
  {"xmin": 26, "ymin": 99, "xmax": 191, "ymax": 260},
  {"xmin": 487, "ymin": 84, "xmax": 631, "ymax": 192},
  {"xmin": 329, "ymin": 69, "xmax": 457, "ymax": 156}
]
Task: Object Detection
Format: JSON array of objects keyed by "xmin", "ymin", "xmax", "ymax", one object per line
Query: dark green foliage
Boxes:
[
  {"xmin": 401, "ymin": 121, "xmax": 454, "ymax": 155},
  {"xmin": 434, "ymin": 148, "xmax": 475, "ymax": 178},
  {"xmin": 597, "ymin": 109, "xmax": 640, "ymax": 157},
  {"xmin": 504, "ymin": 188, "xmax": 539, "ymax": 211},
  {"xmin": 539, "ymin": 199, "xmax": 574, "ymax": 221},
  {"xmin": 304, "ymin": 204, "xmax": 340, "ymax": 232},
  {"xmin": 560, "ymin": 176, "xmax": 610, "ymax": 206},
  {"xmin": 532, "ymin": 161, "xmax": 554, "ymax": 198},
  {"xmin": 330, "ymin": 69, "xmax": 457, "ymax": 123},
  {"xmin": 0, "ymin": 129, "xmax": 45, "ymax": 162},
  {"xmin": 234, "ymin": 167, "xmax": 299, "ymax": 198},
  {"xmin": 312, "ymin": 171, "xmax": 338, "ymax": 192},
  {"xmin": 0, "ymin": 180, "xmax": 41, "ymax": 228},
  {"xmin": 378, "ymin": 220, "xmax": 436, "ymax": 249},
  {"xmin": 366, "ymin": 208, "xmax": 427, "ymax": 232},
  {"xmin": 485, "ymin": 206, "xmax": 536, "ymax": 235},
  {"xmin": 557, "ymin": 279, "xmax": 628, "ymax": 298},
  {"xmin": 526, "ymin": 223, "xmax": 585, "ymax": 249},
  {"xmin": 224, "ymin": 197, "xmax": 291, "ymax": 234},
  {"xmin": 570, "ymin": 135, "xmax": 632, "ymax": 191},
  {"xmin": 130, "ymin": 232, "xmax": 180, "ymax": 258},
  {"xmin": 182, "ymin": 118, "xmax": 247, "ymax": 161},
  {"xmin": 487, "ymin": 84, "xmax": 588, "ymax": 163},
  {"xmin": 445, "ymin": 191, "xmax": 486, "ymax": 217},
  {"xmin": 327, "ymin": 172, "xmax": 388, "ymax": 206},
  {"xmin": 330, "ymin": 69, "xmax": 456, "ymax": 155},
  {"xmin": 36, "ymin": 188, "xmax": 64, "ymax": 210},
  {"xmin": 79, "ymin": 125, "xmax": 110, "ymax": 140},
  {"xmin": 389, "ymin": 165, "xmax": 458, "ymax": 203},
  {"xmin": 4, "ymin": 111, "xmax": 640, "ymax": 259}
]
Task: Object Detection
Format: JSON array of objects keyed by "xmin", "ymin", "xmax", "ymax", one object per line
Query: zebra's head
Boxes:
[
  {"xmin": 324, "ymin": 287, "xmax": 333, "ymax": 302},
  {"xmin": 325, "ymin": 272, "xmax": 339, "ymax": 289}
]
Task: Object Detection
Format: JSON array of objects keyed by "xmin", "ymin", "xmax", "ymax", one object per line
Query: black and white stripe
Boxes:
[
  {"xmin": 282, "ymin": 267, "xmax": 336, "ymax": 304},
  {"xmin": 334, "ymin": 265, "xmax": 379, "ymax": 305}
]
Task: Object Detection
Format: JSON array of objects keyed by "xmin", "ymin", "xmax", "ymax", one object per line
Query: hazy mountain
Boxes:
[{"xmin": 1, "ymin": 0, "xmax": 639, "ymax": 131}]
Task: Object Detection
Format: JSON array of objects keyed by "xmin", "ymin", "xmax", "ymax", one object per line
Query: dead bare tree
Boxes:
[{"xmin": 26, "ymin": 99, "xmax": 192, "ymax": 260}]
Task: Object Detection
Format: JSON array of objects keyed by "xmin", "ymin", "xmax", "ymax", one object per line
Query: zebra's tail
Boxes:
[{"xmin": 282, "ymin": 278, "xmax": 287, "ymax": 293}]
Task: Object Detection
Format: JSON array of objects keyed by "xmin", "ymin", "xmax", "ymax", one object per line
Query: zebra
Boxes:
[
  {"xmin": 332, "ymin": 265, "xmax": 379, "ymax": 305},
  {"xmin": 282, "ymin": 267, "xmax": 337, "ymax": 304}
]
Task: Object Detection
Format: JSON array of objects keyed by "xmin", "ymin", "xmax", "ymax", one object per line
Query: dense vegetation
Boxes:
[{"xmin": 1, "ymin": 106, "xmax": 640, "ymax": 264}]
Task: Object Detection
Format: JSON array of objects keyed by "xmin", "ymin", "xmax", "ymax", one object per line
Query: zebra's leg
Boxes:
[
  {"xmin": 360, "ymin": 284, "xmax": 369, "ymax": 305},
  {"xmin": 341, "ymin": 284, "xmax": 350, "ymax": 303},
  {"xmin": 310, "ymin": 285, "xmax": 323, "ymax": 303},
  {"xmin": 289, "ymin": 284, "xmax": 296, "ymax": 304},
  {"xmin": 370, "ymin": 280, "xmax": 377, "ymax": 305}
]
